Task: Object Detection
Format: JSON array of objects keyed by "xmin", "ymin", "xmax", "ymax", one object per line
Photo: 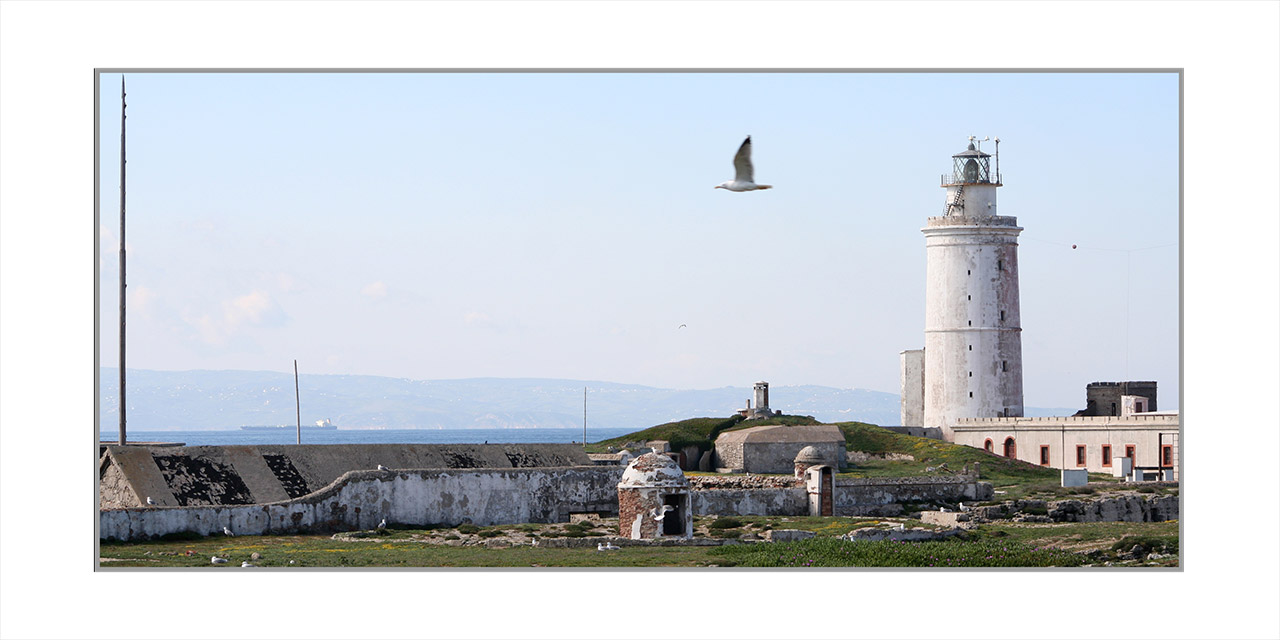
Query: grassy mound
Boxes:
[
  {"xmin": 586, "ymin": 416, "xmax": 743, "ymax": 453},
  {"xmin": 586, "ymin": 414, "xmax": 823, "ymax": 454},
  {"xmin": 832, "ymin": 421, "xmax": 1060, "ymax": 486}
]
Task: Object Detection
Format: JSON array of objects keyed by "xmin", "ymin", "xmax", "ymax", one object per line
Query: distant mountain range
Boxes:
[{"xmin": 97, "ymin": 368, "xmax": 1076, "ymax": 431}]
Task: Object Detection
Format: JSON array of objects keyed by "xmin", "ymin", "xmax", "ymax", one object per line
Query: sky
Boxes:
[{"xmin": 96, "ymin": 72, "xmax": 1180, "ymax": 408}]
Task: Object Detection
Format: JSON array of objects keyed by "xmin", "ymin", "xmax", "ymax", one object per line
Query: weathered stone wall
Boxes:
[
  {"xmin": 713, "ymin": 442, "xmax": 745, "ymax": 472},
  {"xmin": 743, "ymin": 441, "xmax": 844, "ymax": 474},
  {"xmin": 684, "ymin": 475, "xmax": 991, "ymax": 518},
  {"xmin": 691, "ymin": 487, "xmax": 807, "ymax": 516},
  {"xmin": 99, "ymin": 466, "xmax": 622, "ymax": 542},
  {"xmin": 833, "ymin": 476, "xmax": 993, "ymax": 516}
]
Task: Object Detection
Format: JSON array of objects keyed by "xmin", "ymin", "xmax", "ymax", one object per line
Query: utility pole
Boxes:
[
  {"xmin": 295, "ymin": 360, "xmax": 301, "ymax": 445},
  {"xmin": 118, "ymin": 76, "xmax": 127, "ymax": 447},
  {"xmin": 582, "ymin": 386, "xmax": 587, "ymax": 447}
]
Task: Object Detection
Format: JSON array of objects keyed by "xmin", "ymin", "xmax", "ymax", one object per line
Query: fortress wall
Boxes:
[{"xmin": 99, "ymin": 465, "xmax": 623, "ymax": 542}]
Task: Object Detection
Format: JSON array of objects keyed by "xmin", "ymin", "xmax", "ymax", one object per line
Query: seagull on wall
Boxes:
[
  {"xmin": 715, "ymin": 136, "xmax": 773, "ymax": 192},
  {"xmin": 146, "ymin": 497, "xmax": 157, "ymax": 506},
  {"xmin": 377, "ymin": 465, "xmax": 390, "ymax": 471}
]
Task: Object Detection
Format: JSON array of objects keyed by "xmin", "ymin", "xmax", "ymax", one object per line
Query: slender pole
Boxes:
[
  {"xmin": 118, "ymin": 76, "xmax": 127, "ymax": 447},
  {"xmin": 295, "ymin": 360, "xmax": 301, "ymax": 445},
  {"xmin": 582, "ymin": 386, "xmax": 587, "ymax": 447}
]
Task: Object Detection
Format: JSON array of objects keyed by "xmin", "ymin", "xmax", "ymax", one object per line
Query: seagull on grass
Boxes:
[
  {"xmin": 223, "ymin": 526, "xmax": 235, "ymax": 537},
  {"xmin": 715, "ymin": 136, "xmax": 773, "ymax": 192},
  {"xmin": 211, "ymin": 556, "xmax": 228, "ymax": 565},
  {"xmin": 241, "ymin": 561, "xmax": 256, "ymax": 567},
  {"xmin": 378, "ymin": 518, "xmax": 388, "ymax": 529},
  {"xmin": 597, "ymin": 542, "xmax": 620, "ymax": 551}
]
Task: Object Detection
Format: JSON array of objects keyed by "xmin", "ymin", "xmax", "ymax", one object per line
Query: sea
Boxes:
[{"xmin": 98, "ymin": 427, "xmax": 638, "ymax": 448}]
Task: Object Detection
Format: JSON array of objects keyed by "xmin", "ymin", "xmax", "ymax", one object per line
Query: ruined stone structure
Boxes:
[
  {"xmin": 616, "ymin": 453, "xmax": 692, "ymax": 540},
  {"xmin": 901, "ymin": 138, "xmax": 1024, "ymax": 437},
  {"xmin": 713, "ymin": 423, "xmax": 845, "ymax": 474},
  {"xmin": 736, "ymin": 381, "xmax": 781, "ymax": 420},
  {"xmin": 1073, "ymin": 381, "xmax": 1159, "ymax": 416}
]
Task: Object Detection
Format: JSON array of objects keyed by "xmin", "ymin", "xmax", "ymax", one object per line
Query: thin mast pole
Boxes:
[
  {"xmin": 118, "ymin": 76, "xmax": 127, "ymax": 447},
  {"xmin": 295, "ymin": 360, "xmax": 301, "ymax": 445},
  {"xmin": 582, "ymin": 386, "xmax": 587, "ymax": 447}
]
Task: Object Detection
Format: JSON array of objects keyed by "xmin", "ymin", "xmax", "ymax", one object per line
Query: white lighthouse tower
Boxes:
[{"xmin": 919, "ymin": 137, "xmax": 1024, "ymax": 439}]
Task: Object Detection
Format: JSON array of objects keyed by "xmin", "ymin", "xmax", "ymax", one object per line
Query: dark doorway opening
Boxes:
[{"xmin": 662, "ymin": 495, "xmax": 682, "ymax": 536}]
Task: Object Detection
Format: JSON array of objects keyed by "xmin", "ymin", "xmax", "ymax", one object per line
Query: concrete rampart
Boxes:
[
  {"xmin": 100, "ymin": 443, "xmax": 594, "ymax": 509},
  {"xmin": 99, "ymin": 465, "xmax": 622, "ymax": 542}
]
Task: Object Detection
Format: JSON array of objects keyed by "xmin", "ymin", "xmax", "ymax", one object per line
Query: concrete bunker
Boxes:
[{"xmin": 617, "ymin": 453, "xmax": 692, "ymax": 540}]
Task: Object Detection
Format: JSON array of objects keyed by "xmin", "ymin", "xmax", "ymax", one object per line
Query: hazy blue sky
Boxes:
[{"xmin": 97, "ymin": 72, "xmax": 1179, "ymax": 408}]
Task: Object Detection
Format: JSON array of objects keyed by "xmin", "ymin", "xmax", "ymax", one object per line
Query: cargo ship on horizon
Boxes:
[{"xmin": 241, "ymin": 418, "xmax": 337, "ymax": 431}]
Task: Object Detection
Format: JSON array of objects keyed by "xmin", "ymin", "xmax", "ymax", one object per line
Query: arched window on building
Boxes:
[
  {"xmin": 984, "ymin": 439, "xmax": 993, "ymax": 453},
  {"xmin": 1003, "ymin": 437, "xmax": 1017, "ymax": 459}
]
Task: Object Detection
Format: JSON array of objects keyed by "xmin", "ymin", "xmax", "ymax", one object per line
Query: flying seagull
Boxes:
[
  {"xmin": 223, "ymin": 526, "xmax": 235, "ymax": 537},
  {"xmin": 678, "ymin": 324, "xmax": 687, "ymax": 329},
  {"xmin": 211, "ymin": 556, "xmax": 228, "ymax": 565},
  {"xmin": 651, "ymin": 505, "xmax": 674, "ymax": 521},
  {"xmin": 715, "ymin": 136, "xmax": 773, "ymax": 192}
]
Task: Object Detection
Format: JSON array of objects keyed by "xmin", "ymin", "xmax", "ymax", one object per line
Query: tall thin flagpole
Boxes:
[
  {"xmin": 295, "ymin": 360, "xmax": 301, "ymax": 445},
  {"xmin": 118, "ymin": 76, "xmax": 127, "ymax": 447},
  {"xmin": 582, "ymin": 386, "xmax": 587, "ymax": 447}
]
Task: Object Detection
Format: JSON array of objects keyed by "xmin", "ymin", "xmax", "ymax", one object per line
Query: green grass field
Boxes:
[{"xmin": 98, "ymin": 516, "xmax": 1178, "ymax": 568}]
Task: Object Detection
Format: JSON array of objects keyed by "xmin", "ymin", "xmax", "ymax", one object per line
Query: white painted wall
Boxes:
[{"xmin": 951, "ymin": 414, "xmax": 1179, "ymax": 480}]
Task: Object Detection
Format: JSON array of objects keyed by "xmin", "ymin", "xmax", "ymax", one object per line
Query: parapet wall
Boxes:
[{"xmin": 99, "ymin": 465, "xmax": 622, "ymax": 542}]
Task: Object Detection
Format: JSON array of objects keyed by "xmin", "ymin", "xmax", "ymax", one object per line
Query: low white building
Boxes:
[{"xmin": 950, "ymin": 412, "xmax": 1179, "ymax": 481}]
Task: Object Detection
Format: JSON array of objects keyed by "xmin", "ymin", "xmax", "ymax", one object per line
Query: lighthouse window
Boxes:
[
  {"xmin": 997, "ymin": 259, "xmax": 1003, "ymax": 271},
  {"xmin": 968, "ymin": 295, "xmax": 971, "ymax": 300},
  {"xmin": 968, "ymin": 371, "xmax": 972, "ymax": 377},
  {"xmin": 1000, "ymin": 310, "xmax": 1005, "ymax": 322},
  {"xmin": 967, "ymin": 270, "xmax": 971, "ymax": 276},
  {"xmin": 1002, "ymin": 360, "xmax": 1008, "ymax": 372},
  {"xmin": 968, "ymin": 345, "xmax": 972, "ymax": 351},
  {"xmin": 969, "ymin": 391, "xmax": 973, "ymax": 398},
  {"xmin": 968, "ymin": 320, "xmax": 972, "ymax": 326}
]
